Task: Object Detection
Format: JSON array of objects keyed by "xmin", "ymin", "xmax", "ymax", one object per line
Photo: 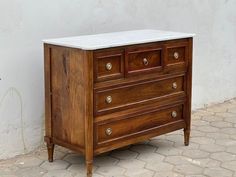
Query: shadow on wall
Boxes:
[{"xmin": 0, "ymin": 87, "xmax": 27, "ymax": 158}]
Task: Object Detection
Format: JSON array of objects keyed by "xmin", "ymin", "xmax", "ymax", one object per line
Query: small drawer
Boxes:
[
  {"xmin": 95, "ymin": 104, "xmax": 183, "ymax": 145},
  {"xmin": 95, "ymin": 76, "xmax": 184, "ymax": 115},
  {"xmin": 94, "ymin": 49, "xmax": 124, "ymax": 82},
  {"xmin": 166, "ymin": 43, "xmax": 188, "ymax": 66},
  {"xmin": 126, "ymin": 44, "xmax": 163, "ymax": 76}
]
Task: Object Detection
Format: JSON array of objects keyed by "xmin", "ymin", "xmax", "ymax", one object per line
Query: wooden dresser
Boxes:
[{"xmin": 43, "ymin": 30, "xmax": 194, "ymax": 177}]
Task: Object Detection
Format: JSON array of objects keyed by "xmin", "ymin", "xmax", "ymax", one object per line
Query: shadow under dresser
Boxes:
[{"xmin": 43, "ymin": 29, "xmax": 194, "ymax": 177}]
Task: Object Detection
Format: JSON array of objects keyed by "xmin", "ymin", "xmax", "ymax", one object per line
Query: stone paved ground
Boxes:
[{"xmin": 1, "ymin": 98, "xmax": 236, "ymax": 177}]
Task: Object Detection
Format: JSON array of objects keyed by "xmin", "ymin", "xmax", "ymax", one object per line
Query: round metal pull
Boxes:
[
  {"xmin": 105, "ymin": 128, "xmax": 112, "ymax": 136},
  {"xmin": 171, "ymin": 111, "xmax": 177, "ymax": 118},
  {"xmin": 172, "ymin": 82, "xmax": 177, "ymax": 89},
  {"xmin": 174, "ymin": 52, "xmax": 179, "ymax": 59},
  {"xmin": 105, "ymin": 96, "xmax": 112, "ymax": 104},
  {"xmin": 106, "ymin": 63, "xmax": 112, "ymax": 71},
  {"xmin": 143, "ymin": 58, "xmax": 149, "ymax": 66}
]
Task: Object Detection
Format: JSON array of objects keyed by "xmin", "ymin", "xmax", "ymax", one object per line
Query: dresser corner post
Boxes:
[
  {"xmin": 83, "ymin": 50, "xmax": 94, "ymax": 177},
  {"xmin": 184, "ymin": 37, "xmax": 193, "ymax": 146},
  {"xmin": 44, "ymin": 44, "xmax": 55, "ymax": 161}
]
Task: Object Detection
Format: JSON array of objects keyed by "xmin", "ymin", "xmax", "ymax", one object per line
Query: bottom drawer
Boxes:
[{"xmin": 95, "ymin": 104, "xmax": 184, "ymax": 145}]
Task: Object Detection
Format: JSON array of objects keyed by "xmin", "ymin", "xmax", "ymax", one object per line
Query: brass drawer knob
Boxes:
[
  {"xmin": 105, "ymin": 96, "xmax": 112, "ymax": 104},
  {"xmin": 106, "ymin": 63, "xmax": 112, "ymax": 71},
  {"xmin": 171, "ymin": 111, "xmax": 177, "ymax": 118},
  {"xmin": 174, "ymin": 52, "xmax": 179, "ymax": 59},
  {"xmin": 143, "ymin": 58, "xmax": 149, "ymax": 66},
  {"xmin": 105, "ymin": 128, "xmax": 112, "ymax": 136},
  {"xmin": 172, "ymin": 82, "xmax": 178, "ymax": 89}
]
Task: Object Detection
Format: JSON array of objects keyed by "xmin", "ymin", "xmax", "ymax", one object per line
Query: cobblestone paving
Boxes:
[{"xmin": 1, "ymin": 98, "xmax": 236, "ymax": 177}]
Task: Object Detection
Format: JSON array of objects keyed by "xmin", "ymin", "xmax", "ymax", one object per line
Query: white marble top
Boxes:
[{"xmin": 43, "ymin": 29, "xmax": 195, "ymax": 50}]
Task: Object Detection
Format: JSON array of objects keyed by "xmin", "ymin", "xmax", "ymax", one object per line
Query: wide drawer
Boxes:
[
  {"xmin": 95, "ymin": 75, "xmax": 184, "ymax": 115},
  {"xmin": 95, "ymin": 104, "xmax": 183, "ymax": 145}
]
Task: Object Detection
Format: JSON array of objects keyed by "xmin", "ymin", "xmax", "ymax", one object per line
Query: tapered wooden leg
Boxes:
[
  {"xmin": 86, "ymin": 160, "xmax": 93, "ymax": 177},
  {"xmin": 47, "ymin": 143, "xmax": 54, "ymax": 162},
  {"xmin": 184, "ymin": 129, "xmax": 190, "ymax": 146}
]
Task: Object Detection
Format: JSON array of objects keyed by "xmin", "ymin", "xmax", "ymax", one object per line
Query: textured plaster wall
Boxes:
[{"xmin": 0, "ymin": 0, "xmax": 236, "ymax": 159}]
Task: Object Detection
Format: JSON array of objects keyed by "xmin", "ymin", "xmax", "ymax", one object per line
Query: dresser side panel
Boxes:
[{"xmin": 48, "ymin": 45, "xmax": 87, "ymax": 149}]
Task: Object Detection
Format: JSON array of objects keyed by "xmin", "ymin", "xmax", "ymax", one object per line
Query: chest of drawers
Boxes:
[{"xmin": 43, "ymin": 30, "xmax": 194, "ymax": 177}]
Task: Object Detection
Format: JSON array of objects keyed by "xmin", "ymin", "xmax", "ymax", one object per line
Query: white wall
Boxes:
[{"xmin": 1, "ymin": 0, "xmax": 236, "ymax": 159}]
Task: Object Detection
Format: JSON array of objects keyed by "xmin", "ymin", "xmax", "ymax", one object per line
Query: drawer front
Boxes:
[
  {"xmin": 94, "ymin": 49, "xmax": 124, "ymax": 82},
  {"xmin": 95, "ymin": 104, "xmax": 183, "ymax": 145},
  {"xmin": 166, "ymin": 42, "xmax": 188, "ymax": 66},
  {"xmin": 95, "ymin": 76, "xmax": 184, "ymax": 114},
  {"xmin": 126, "ymin": 44, "xmax": 163, "ymax": 75}
]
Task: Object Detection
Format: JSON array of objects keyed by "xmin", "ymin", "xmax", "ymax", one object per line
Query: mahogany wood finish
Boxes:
[
  {"xmin": 126, "ymin": 43, "xmax": 163, "ymax": 76},
  {"xmin": 94, "ymin": 48, "xmax": 124, "ymax": 82},
  {"xmin": 96, "ymin": 104, "xmax": 183, "ymax": 145},
  {"xmin": 95, "ymin": 76, "xmax": 184, "ymax": 115},
  {"xmin": 44, "ymin": 38, "xmax": 193, "ymax": 177}
]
